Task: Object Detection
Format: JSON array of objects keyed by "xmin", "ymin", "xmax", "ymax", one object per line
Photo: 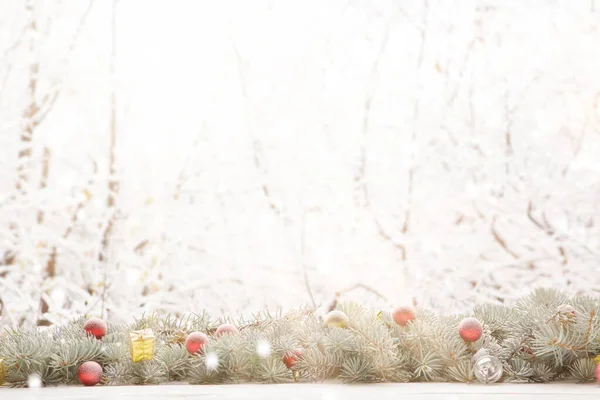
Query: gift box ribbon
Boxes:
[{"xmin": 130, "ymin": 329, "xmax": 154, "ymax": 341}]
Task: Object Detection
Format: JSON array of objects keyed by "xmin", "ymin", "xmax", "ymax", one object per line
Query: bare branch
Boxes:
[
  {"xmin": 99, "ymin": 0, "xmax": 118, "ymax": 265},
  {"xmin": 357, "ymin": 13, "xmax": 393, "ymax": 207},
  {"xmin": 97, "ymin": 0, "xmax": 118, "ymax": 320},
  {"xmin": 504, "ymin": 78, "xmax": 514, "ymax": 170},
  {"xmin": 68, "ymin": 0, "xmax": 96, "ymax": 53},
  {"xmin": 17, "ymin": 0, "xmax": 97, "ymax": 196},
  {"xmin": 36, "ymin": 146, "xmax": 51, "ymax": 224},
  {"xmin": 44, "ymin": 157, "xmax": 97, "ymax": 278},
  {"xmin": 134, "ymin": 240, "xmax": 149, "ymax": 255},
  {"xmin": 373, "ymin": 216, "xmax": 407, "ymax": 260},
  {"xmin": 36, "ymin": 0, "xmax": 96, "ymax": 125},
  {"xmin": 526, "ymin": 200, "xmax": 547, "ymax": 231},
  {"xmin": 357, "ymin": 10, "xmax": 411, "ymax": 260},
  {"xmin": 327, "ymin": 283, "xmax": 388, "ymax": 313},
  {"xmin": 338, "ymin": 283, "xmax": 388, "ymax": 302},
  {"xmin": 526, "ymin": 201, "xmax": 568, "ymax": 266},
  {"xmin": 16, "ymin": 0, "xmax": 40, "ymax": 194},
  {"xmin": 32, "ymin": 90, "xmax": 60, "ymax": 128},
  {"xmin": 173, "ymin": 120, "xmax": 207, "ymax": 201},
  {"xmin": 400, "ymin": 0, "xmax": 429, "ymax": 239},
  {"xmin": 491, "ymin": 216, "xmax": 519, "ymax": 259},
  {"xmin": 300, "ymin": 210, "xmax": 317, "ymax": 308},
  {"xmin": 232, "ymin": 42, "xmax": 281, "ymax": 216},
  {"xmin": 1, "ymin": 25, "xmax": 28, "ymax": 61},
  {"xmin": 541, "ymin": 212, "xmax": 557, "ymax": 234}
]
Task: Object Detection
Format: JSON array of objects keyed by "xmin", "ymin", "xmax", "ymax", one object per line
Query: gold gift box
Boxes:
[
  {"xmin": 0, "ymin": 358, "xmax": 4, "ymax": 385},
  {"xmin": 130, "ymin": 329, "xmax": 155, "ymax": 363}
]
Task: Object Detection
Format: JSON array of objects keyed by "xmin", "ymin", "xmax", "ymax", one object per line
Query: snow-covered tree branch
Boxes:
[{"xmin": 1, "ymin": 0, "xmax": 600, "ymax": 327}]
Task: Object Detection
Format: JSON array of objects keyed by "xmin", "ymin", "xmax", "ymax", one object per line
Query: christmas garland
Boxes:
[{"xmin": 1, "ymin": 288, "xmax": 600, "ymax": 388}]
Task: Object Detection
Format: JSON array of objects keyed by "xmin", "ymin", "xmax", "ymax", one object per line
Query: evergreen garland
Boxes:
[{"xmin": 0, "ymin": 288, "xmax": 599, "ymax": 387}]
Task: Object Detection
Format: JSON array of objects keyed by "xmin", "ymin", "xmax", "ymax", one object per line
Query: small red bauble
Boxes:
[
  {"xmin": 215, "ymin": 323, "xmax": 238, "ymax": 337},
  {"xmin": 83, "ymin": 317, "xmax": 107, "ymax": 339},
  {"xmin": 595, "ymin": 364, "xmax": 600, "ymax": 383},
  {"xmin": 282, "ymin": 348, "xmax": 303, "ymax": 369},
  {"xmin": 391, "ymin": 305, "xmax": 416, "ymax": 327},
  {"xmin": 458, "ymin": 317, "xmax": 483, "ymax": 342},
  {"xmin": 185, "ymin": 331, "xmax": 209, "ymax": 354},
  {"xmin": 78, "ymin": 361, "xmax": 103, "ymax": 386}
]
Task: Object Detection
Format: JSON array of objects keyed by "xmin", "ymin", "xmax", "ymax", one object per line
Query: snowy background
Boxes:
[{"xmin": 1, "ymin": 0, "xmax": 600, "ymax": 327}]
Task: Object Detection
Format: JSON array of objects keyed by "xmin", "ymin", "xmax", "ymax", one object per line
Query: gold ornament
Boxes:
[
  {"xmin": 130, "ymin": 329, "xmax": 155, "ymax": 363},
  {"xmin": 595, "ymin": 355, "xmax": 600, "ymax": 364},
  {"xmin": 324, "ymin": 310, "xmax": 349, "ymax": 328},
  {"xmin": 0, "ymin": 358, "xmax": 4, "ymax": 385}
]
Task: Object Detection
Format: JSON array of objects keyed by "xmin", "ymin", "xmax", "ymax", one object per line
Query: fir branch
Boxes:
[
  {"xmin": 156, "ymin": 344, "xmax": 190, "ymax": 381},
  {"xmin": 188, "ymin": 355, "xmax": 225, "ymax": 384},
  {"xmin": 446, "ymin": 360, "xmax": 475, "ymax": 383},
  {"xmin": 257, "ymin": 358, "xmax": 291, "ymax": 383},
  {"xmin": 296, "ymin": 347, "xmax": 343, "ymax": 381},
  {"xmin": 531, "ymin": 363, "xmax": 555, "ymax": 382},
  {"xmin": 322, "ymin": 328, "xmax": 357, "ymax": 356},
  {"xmin": 568, "ymin": 358, "xmax": 596, "ymax": 382},
  {"xmin": 504, "ymin": 359, "xmax": 533, "ymax": 382},
  {"xmin": 340, "ymin": 356, "xmax": 373, "ymax": 383},
  {"xmin": 49, "ymin": 336, "xmax": 103, "ymax": 370},
  {"xmin": 411, "ymin": 350, "xmax": 443, "ymax": 381},
  {"xmin": 100, "ymin": 342, "xmax": 128, "ymax": 363},
  {"xmin": 103, "ymin": 360, "xmax": 135, "ymax": 385},
  {"xmin": 131, "ymin": 361, "xmax": 167, "ymax": 385},
  {"xmin": 0, "ymin": 289, "xmax": 599, "ymax": 387},
  {"xmin": 370, "ymin": 351, "xmax": 408, "ymax": 382}
]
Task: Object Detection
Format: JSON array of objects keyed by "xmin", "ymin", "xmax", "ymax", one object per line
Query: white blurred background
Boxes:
[{"xmin": 1, "ymin": 0, "xmax": 600, "ymax": 327}]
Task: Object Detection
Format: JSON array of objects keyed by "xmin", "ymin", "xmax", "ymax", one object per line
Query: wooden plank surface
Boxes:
[{"xmin": 2, "ymin": 383, "xmax": 599, "ymax": 399}]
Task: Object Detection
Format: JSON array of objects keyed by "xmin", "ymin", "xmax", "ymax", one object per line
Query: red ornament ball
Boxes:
[
  {"xmin": 215, "ymin": 323, "xmax": 238, "ymax": 337},
  {"xmin": 282, "ymin": 348, "xmax": 303, "ymax": 369},
  {"xmin": 595, "ymin": 364, "xmax": 600, "ymax": 383},
  {"xmin": 458, "ymin": 317, "xmax": 483, "ymax": 342},
  {"xmin": 391, "ymin": 305, "xmax": 416, "ymax": 327},
  {"xmin": 83, "ymin": 317, "xmax": 107, "ymax": 339},
  {"xmin": 185, "ymin": 331, "xmax": 210, "ymax": 354},
  {"xmin": 78, "ymin": 361, "xmax": 103, "ymax": 386}
]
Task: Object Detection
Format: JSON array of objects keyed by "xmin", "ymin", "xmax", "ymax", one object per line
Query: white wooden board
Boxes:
[{"xmin": 2, "ymin": 382, "xmax": 599, "ymax": 400}]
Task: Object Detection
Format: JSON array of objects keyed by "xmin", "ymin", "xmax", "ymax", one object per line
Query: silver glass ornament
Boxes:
[{"xmin": 472, "ymin": 349, "xmax": 503, "ymax": 383}]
